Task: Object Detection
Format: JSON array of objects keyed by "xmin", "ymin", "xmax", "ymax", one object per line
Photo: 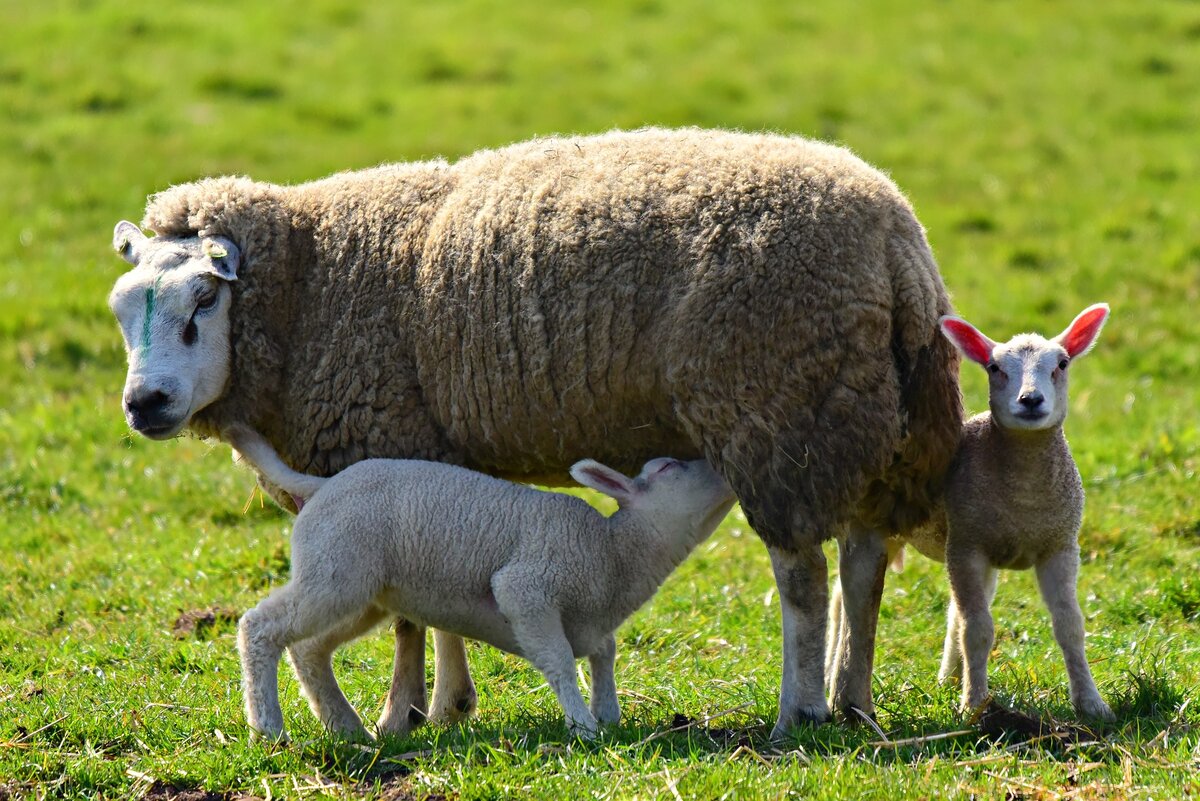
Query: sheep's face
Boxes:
[
  {"xmin": 570, "ymin": 458, "xmax": 735, "ymax": 539},
  {"xmin": 939, "ymin": 304, "xmax": 1109, "ymax": 433},
  {"xmin": 108, "ymin": 221, "xmax": 238, "ymax": 440}
]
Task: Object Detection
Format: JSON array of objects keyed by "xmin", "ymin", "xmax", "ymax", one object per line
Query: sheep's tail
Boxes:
[
  {"xmin": 225, "ymin": 424, "xmax": 328, "ymax": 506},
  {"xmin": 859, "ymin": 214, "xmax": 964, "ymax": 534}
]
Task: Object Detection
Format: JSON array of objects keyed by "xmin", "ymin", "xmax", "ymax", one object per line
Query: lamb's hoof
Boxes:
[
  {"xmin": 769, "ymin": 702, "xmax": 831, "ymax": 741},
  {"xmin": 330, "ymin": 722, "xmax": 375, "ymax": 742},
  {"xmin": 249, "ymin": 725, "xmax": 289, "ymax": 745},
  {"xmin": 1076, "ymin": 697, "xmax": 1115, "ymax": 722}
]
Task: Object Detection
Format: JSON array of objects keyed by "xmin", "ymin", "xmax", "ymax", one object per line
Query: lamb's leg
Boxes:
[
  {"xmin": 287, "ymin": 605, "xmax": 388, "ymax": 739},
  {"xmin": 768, "ymin": 542, "xmax": 831, "ymax": 738},
  {"xmin": 825, "ymin": 574, "xmax": 845, "ymax": 690},
  {"xmin": 376, "ymin": 619, "xmax": 430, "ymax": 735},
  {"xmin": 828, "ymin": 525, "xmax": 889, "ymax": 720},
  {"xmin": 938, "ymin": 594, "xmax": 963, "ymax": 683},
  {"xmin": 946, "ymin": 550, "xmax": 997, "ymax": 713},
  {"xmin": 940, "ymin": 567, "xmax": 995, "ymax": 683},
  {"xmin": 429, "ymin": 630, "xmax": 478, "ymax": 723},
  {"xmin": 238, "ymin": 581, "xmax": 365, "ymax": 741},
  {"xmin": 503, "ymin": 602, "xmax": 597, "ymax": 738},
  {"xmin": 1035, "ymin": 548, "xmax": 1114, "ymax": 721},
  {"xmin": 587, "ymin": 633, "xmax": 621, "ymax": 725}
]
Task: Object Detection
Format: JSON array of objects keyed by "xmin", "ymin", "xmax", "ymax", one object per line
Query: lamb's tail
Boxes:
[{"xmin": 225, "ymin": 424, "xmax": 328, "ymax": 507}]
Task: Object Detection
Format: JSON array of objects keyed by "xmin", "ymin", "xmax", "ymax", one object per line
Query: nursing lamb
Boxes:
[{"xmin": 226, "ymin": 425, "xmax": 735, "ymax": 741}]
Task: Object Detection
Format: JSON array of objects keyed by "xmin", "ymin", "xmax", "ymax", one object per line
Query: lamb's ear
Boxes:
[
  {"xmin": 939, "ymin": 315, "xmax": 996, "ymax": 367},
  {"xmin": 1054, "ymin": 303, "xmax": 1109, "ymax": 359},
  {"xmin": 113, "ymin": 220, "xmax": 147, "ymax": 265},
  {"xmin": 570, "ymin": 459, "xmax": 637, "ymax": 503},
  {"xmin": 201, "ymin": 236, "xmax": 240, "ymax": 281}
]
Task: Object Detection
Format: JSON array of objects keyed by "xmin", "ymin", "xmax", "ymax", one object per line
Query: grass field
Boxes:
[{"xmin": 2, "ymin": 0, "xmax": 1198, "ymax": 798}]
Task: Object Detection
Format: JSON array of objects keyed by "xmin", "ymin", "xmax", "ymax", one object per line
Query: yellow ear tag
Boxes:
[{"xmin": 205, "ymin": 241, "xmax": 228, "ymax": 259}]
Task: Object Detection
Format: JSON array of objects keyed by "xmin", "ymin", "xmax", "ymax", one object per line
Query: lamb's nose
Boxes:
[{"xmin": 1017, "ymin": 391, "xmax": 1044, "ymax": 409}]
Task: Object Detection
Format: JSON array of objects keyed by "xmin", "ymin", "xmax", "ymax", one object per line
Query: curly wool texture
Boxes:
[{"xmin": 142, "ymin": 128, "xmax": 961, "ymax": 547}]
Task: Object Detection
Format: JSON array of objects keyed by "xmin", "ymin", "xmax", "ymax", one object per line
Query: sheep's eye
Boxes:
[
  {"xmin": 195, "ymin": 290, "xmax": 218, "ymax": 312},
  {"xmin": 987, "ymin": 363, "xmax": 1001, "ymax": 375},
  {"xmin": 1058, "ymin": 359, "xmax": 1069, "ymax": 371}
]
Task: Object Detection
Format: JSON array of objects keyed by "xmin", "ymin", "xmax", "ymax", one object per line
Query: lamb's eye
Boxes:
[
  {"xmin": 987, "ymin": 363, "xmax": 1001, "ymax": 375},
  {"xmin": 1058, "ymin": 359, "xmax": 1069, "ymax": 371}
]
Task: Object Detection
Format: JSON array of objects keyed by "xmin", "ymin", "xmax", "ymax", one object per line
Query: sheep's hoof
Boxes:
[
  {"xmin": 836, "ymin": 704, "xmax": 878, "ymax": 727},
  {"xmin": 430, "ymin": 692, "xmax": 477, "ymax": 723},
  {"xmin": 769, "ymin": 703, "xmax": 831, "ymax": 742}
]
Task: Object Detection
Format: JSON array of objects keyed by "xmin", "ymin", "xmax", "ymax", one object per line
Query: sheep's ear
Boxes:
[
  {"xmin": 201, "ymin": 236, "xmax": 240, "ymax": 281},
  {"xmin": 939, "ymin": 315, "xmax": 996, "ymax": 367},
  {"xmin": 1054, "ymin": 303, "xmax": 1109, "ymax": 359},
  {"xmin": 570, "ymin": 459, "xmax": 636, "ymax": 503},
  {"xmin": 113, "ymin": 220, "xmax": 147, "ymax": 265}
]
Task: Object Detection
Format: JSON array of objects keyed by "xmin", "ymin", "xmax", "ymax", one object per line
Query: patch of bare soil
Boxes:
[{"xmin": 171, "ymin": 606, "xmax": 240, "ymax": 639}]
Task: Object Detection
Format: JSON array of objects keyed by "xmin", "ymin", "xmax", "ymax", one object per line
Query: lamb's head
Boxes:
[
  {"xmin": 108, "ymin": 220, "xmax": 239, "ymax": 439},
  {"xmin": 939, "ymin": 304, "xmax": 1109, "ymax": 432},
  {"xmin": 570, "ymin": 457, "xmax": 735, "ymax": 539}
]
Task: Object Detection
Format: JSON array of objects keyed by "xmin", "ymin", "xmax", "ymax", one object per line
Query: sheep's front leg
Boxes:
[
  {"xmin": 828, "ymin": 525, "xmax": 889, "ymax": 720},
  {"xmin": 946, "ymin": 549, "xmax": 997, "ymax": 713},
  {"xmin": 768, "ymin": 542, "xmax": 831, "ymax": 738},
  {"xmin": 377, "ymin": 619, "xmax": 430, "ymax": 735},
  {"xmin": 429, "ymin": 630, "xmax": 478, "ymax": 723},
  {"xmin": 587, "ymin": 634, "xmax": 621, "ymax": 726},
  {"xmin": 1035, "ymin": 548, "xmax": 1114, "ymax": 721},
  {"xmin": 288, "ymin": 606, "xmax": 388, "ymax": 739}
]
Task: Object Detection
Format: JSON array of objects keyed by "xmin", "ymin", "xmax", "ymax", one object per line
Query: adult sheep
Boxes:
[{"xmin": 108, "ymin": 127, "xmax": 962, "ymax": 737}]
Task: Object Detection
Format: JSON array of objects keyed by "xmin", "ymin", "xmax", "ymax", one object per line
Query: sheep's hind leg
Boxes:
[
  {"xmin": 288, "ymin": 605, "xmax": 388, "ymax": 739},
  {"xmin": 377, "ymin": 619, "xmax": 430, "ymax": 735},
  {"xmin": 828, "ymin": 524, "xmax": 889, "ymax": 721},
  {"xmin": 587, "ymin": 634, "xmax": 621, "ymax": 725},
  {"xmin": 768, "ymin": 541, "xmax": 832, "ymax": 739},
  {"xmin": 1035, "ymin": 548, "xmax": 1114, "ymax": 721},
  {"xmin": 429, "ymin": 630, "xmax": 478, "ymax": 723},
  {"xmin": 239, "ymin": 582, "xmax": 365, "ymax": 741}
]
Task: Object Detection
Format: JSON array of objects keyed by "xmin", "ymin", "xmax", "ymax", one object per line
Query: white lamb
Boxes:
[
  {"xmin": 226, "ymin": 425, "xmax": 735, "ymax": 742},
  {"xmin": 827, "ymin": 304, "xmax": 1115, "ymax": 721}
]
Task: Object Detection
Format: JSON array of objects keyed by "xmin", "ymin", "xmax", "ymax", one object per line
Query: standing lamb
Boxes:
[
  {"xmin": 108, "ymin": 127, "xmax": 962, "ymax": 736},
  {"xmin": 226, "ymin": 424, "xmax": 736, "ymax": 741},
  {"xmin": 826, "ymin": 304, "xmax": 1115, "ymax": 721}
]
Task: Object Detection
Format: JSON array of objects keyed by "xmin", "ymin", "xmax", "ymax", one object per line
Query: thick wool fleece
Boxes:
[{"xmin": 142, "ymin": 127, "xmax": 961, "ymax": 548}]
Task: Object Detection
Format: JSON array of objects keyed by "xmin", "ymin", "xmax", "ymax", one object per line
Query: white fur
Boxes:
[
  {"xmin": 827, "ymin": 304, "xmax": 1115, "ymax": 722},
  {"xmin": 227, "ymin": 426, "xmax": 735, "ymax": 741},
  {"xmin": 108, "ymin": 223, "xmax": 238, "ymax": 439}
]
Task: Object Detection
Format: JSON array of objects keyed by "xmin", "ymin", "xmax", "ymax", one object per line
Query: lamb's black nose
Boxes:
[{"xmin": 1017, "ymin": 391, "xmax": 1044, "ymax": 409}]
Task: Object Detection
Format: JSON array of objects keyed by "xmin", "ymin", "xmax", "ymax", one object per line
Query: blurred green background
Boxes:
[{"xmin": 1, "ymin": 1, "xmax": 1197, "ymax": 798}]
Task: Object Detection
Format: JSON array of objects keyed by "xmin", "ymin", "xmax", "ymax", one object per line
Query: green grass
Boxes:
[{"xmin": 2, "ymin": 0, "xmax": 1198, "ymax": 798}]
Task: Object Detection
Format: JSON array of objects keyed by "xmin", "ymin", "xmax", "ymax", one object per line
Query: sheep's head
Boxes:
[
  {"xmin": 570, "ymin": 457, "xmax": 735, "ymax": 539},
  {"xmin": 108, "ymin": 220, "xmax": 239, "ymax": 439},
  {"xmin": 939, "ymin": 304, "xmax": 1109, "ymax": 432}
]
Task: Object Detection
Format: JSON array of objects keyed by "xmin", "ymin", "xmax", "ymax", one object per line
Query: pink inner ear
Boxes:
[
  {"xmin": 1061, "ymin": 306, "xmax": 1109, "ymax": 358},
  {"xmin": 940, "ymin": 318, "xmax": 994, "ymax": 366},
  {"xmin": 580, "ymin": 467, "xmax": 630, "ymax": 496}
]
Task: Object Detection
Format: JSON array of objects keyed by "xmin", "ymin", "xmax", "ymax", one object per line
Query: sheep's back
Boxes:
[{"xmin": 414, "ymin": 128, "xmax": 909, "ymax": 491}]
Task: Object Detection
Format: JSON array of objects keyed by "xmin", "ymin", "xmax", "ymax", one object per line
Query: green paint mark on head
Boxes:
[{"xmin": 140, "ymin": 276, "xmax": 162, "ymax": 353}]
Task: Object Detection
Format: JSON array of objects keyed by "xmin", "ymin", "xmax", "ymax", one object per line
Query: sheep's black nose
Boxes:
[
  {"xmin": 1017, "ymin": 391, "xmax": 1044, "ymax": 409},
  {"xmin": 125, "ymin": 389, "xmax": 172, "ymax": 429}
]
